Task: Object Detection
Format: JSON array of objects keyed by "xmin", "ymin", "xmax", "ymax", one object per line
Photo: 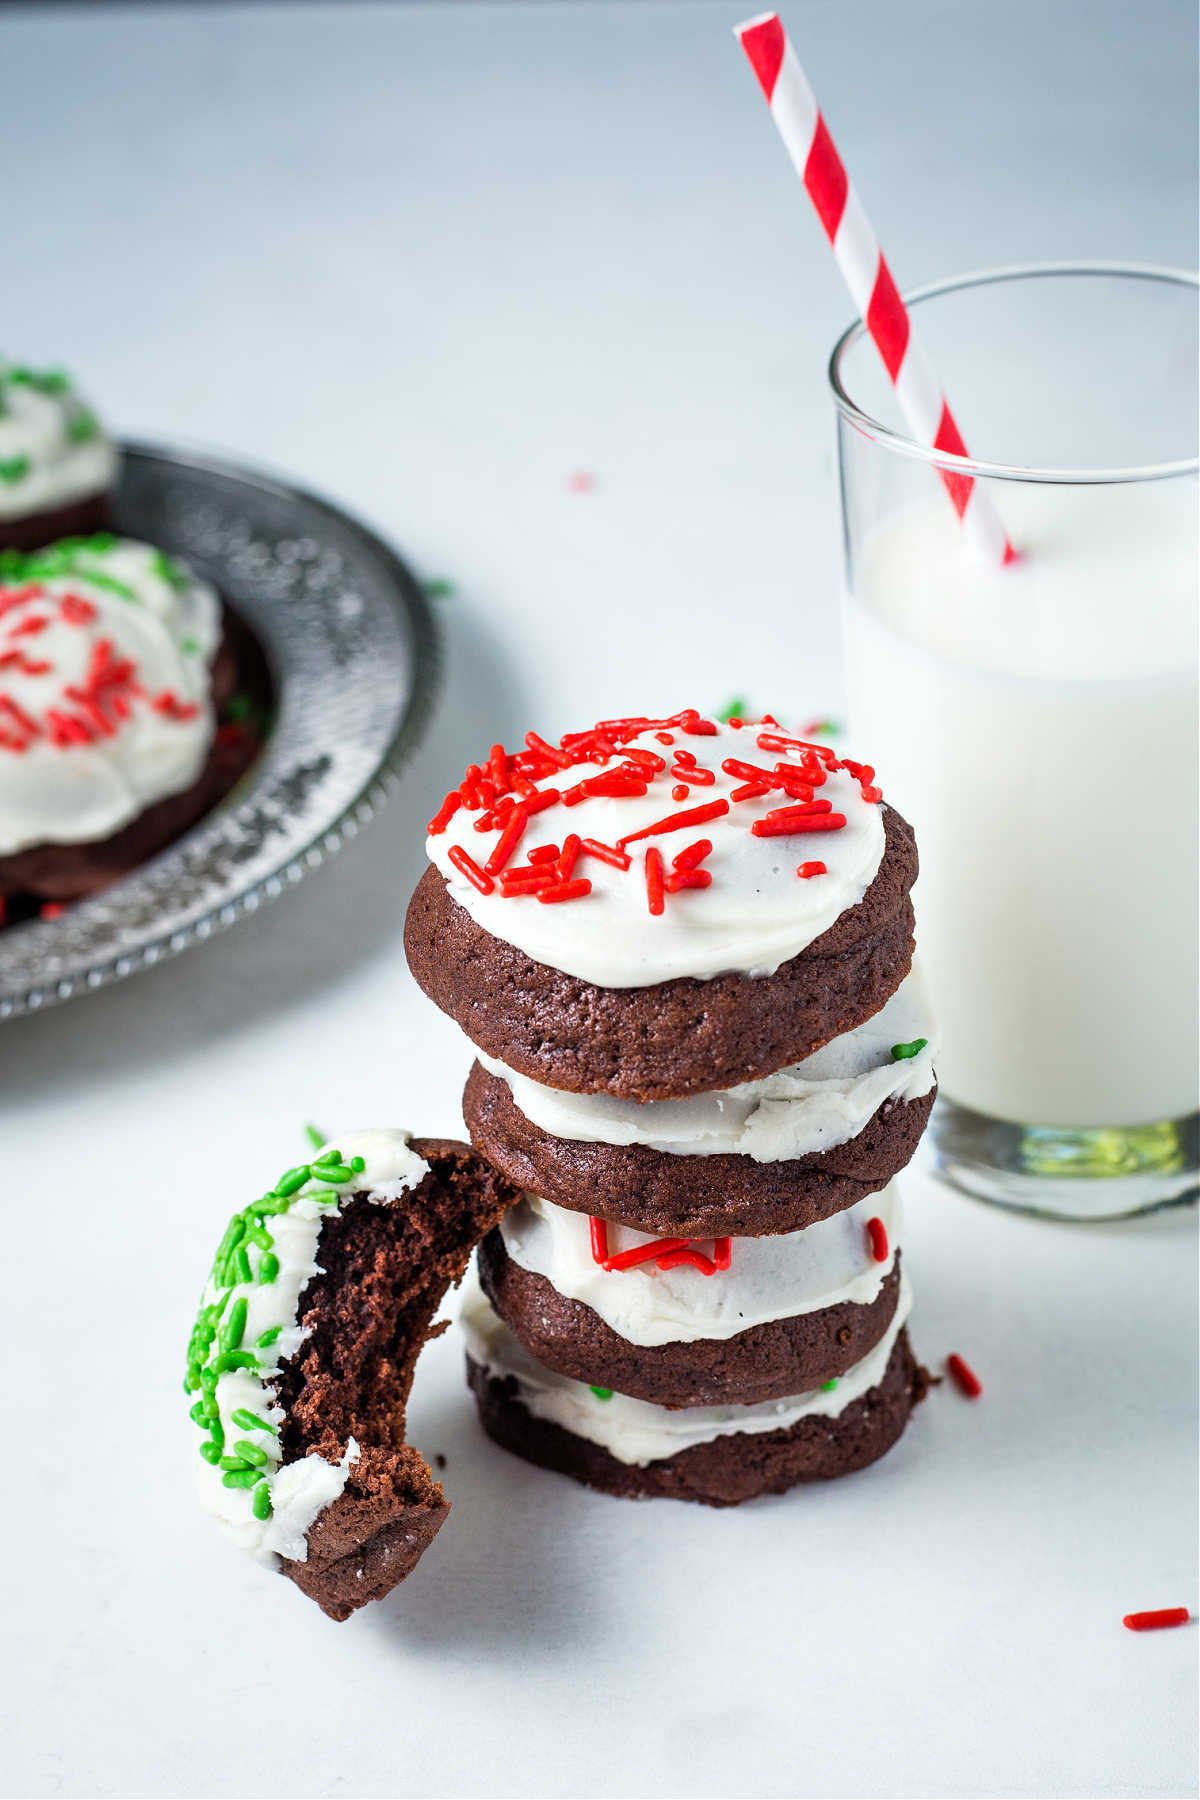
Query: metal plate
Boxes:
[{"xmin": 0, "ymin": 440, "xmax": 440, "ymax": 1020}]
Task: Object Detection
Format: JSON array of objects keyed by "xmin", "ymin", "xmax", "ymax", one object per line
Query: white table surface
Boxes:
[{"xmin": 2, "ymin": 4, "xmax": 1197, "ymax": 1797}]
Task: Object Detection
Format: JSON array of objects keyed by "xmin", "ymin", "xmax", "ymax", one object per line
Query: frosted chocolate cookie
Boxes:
[
  {"xmin": 462, "ymin": 1270, "xmax": 927, "ymax": 1507},
  {"xmin": 0, "ymin": 535, "xmax": 267, "ymax": 905},
  {"xmin": 0, "ymin": 361, "xmax": 117, "ymax": 550},
  {"xmin": 476, "ymin": 1184, "xmax": 905, "ymax": 1405},
  {"xmin": 404, "ymin": 712, "xmax": 917, "ymax": 1100},
  {"xmin": 185, "ymin": 1131, "xmax": 517, "ymax": 1621},
  {"xmin": 463, "ymin": 969, "xmax": 935, "ymax": 1236}
]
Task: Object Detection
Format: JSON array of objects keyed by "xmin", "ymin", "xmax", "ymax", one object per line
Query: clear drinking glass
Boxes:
[{"xmin": 832, "ymin": 263, "xmax": 1198, "ymax": 1219}]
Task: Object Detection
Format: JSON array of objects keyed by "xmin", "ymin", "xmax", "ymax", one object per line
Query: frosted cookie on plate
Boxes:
[
  {"xmin": 0, "ymin": 535, "xmax": 266, "ymax": 906},
  {"xmin": 0, "ymin": 360, "xmax": 117, "ymax": 550},
  {"xmin": 185, "ymin": 1131, "xmax": 518, "ymax": 1621}
]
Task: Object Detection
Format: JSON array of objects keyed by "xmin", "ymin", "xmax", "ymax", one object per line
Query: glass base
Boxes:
[{"xmin": 931, "ymin": 1098, "xmax": 1199, "ymax": 1220}]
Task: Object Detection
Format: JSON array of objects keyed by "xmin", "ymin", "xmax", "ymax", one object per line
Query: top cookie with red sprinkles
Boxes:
[
  {"xmin": 406, "ymin": 712, "xmax": 918, "ymax": 1099},
  {"xmin": 423, "ymin": 711, "xmax": 890, "ymax": 990}
]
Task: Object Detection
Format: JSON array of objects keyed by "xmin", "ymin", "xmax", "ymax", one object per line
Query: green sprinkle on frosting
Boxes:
[
  {"xmin": 0, "ymin": 455, "xmax": 31, "ymax": 485},
  {"xmin": 590, "ymin": 1387, "xmax": 614, "ymax": 1401},
  {"xmin": 821, "ymin": 1378, "xmax": 839, "ymax": 1392},
  {"xmin": 890, "ymin": 1038, "xmax": 929, "ymax": 1062}
]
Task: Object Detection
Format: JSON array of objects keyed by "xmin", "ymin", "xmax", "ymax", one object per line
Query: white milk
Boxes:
[{"xmin": 846, "ymin": 479, "xmax": 1198, "ymax": 1127}]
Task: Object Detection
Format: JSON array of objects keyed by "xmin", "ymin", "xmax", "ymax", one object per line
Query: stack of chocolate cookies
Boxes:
[{"xmin": 405, "ymin": 710, "xmax": 935, "ymax": 1506}]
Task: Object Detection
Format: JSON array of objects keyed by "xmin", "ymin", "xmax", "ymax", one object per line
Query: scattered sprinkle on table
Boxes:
[
  {"xmin": 946, "ymin": 1353, "xmax": 982, "ymax": 1398},
  {"xmin": 1123, "ymin": 1608, "xmax": 1190, "ymax": 1632}
]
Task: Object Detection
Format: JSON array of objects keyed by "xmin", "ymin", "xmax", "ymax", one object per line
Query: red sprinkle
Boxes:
[
  {"xmin": 866, "ymin": 1217, "xmax": 888, "ymax": 1262},
  {"xmin": 484, "ymin": 803, "xmax": 529, "ymax": 876},
  {"xmin": 498, "ymin": 869, "xmax": 557, "ymax": 895},
  {"xmin": 618, "ymin": 798, "xmax": 729, "ymax": 850},
  {"xmin": 556, "ymin": 834, "xmax": 582, "ymax": 881},
  {"xmin": 644, "ymin": 846, "xmax": 665, "ymax": 916},
  {"xmin": 527, "ymin": 843, "xmax": 561, "ymax": 864},
  {"xmin": 657, "ymin": 1246, "xmax": 717, "ymax": 1274},
  {"xmin": 672, "ymin": 839, "xmax": 712, "ymax": 871},
  {"xmin": 946, "ymin": 1353, "xmax": 982, "ymax": 1398},
  {"xmin": 39, "ymin": 901, "xmax": 66, "ymax": 919},
  {"xmin": 605, "ymin": 1236, "xmax": 690, "ymax": 1272},
  {"xmin": 712, "ymin": 1237, "xmax": 732, "ymax": 1271},
  {"xmin": 1123, "ymin": 1609, "xmax": 1190, "ymax": 1632},
  {"xmin": 860, "ymin": 785, "xmax": 883, "ymax": 803},
  {"xmin": 427, "ymin": 791, "xmax": 463, "ymax": 835},
  {"xmin": 447, "ymin": 845, "xmax": 494, "ymax": 894},
  {"xmin": 665, "ymin": 869, "xmax": 712, "ymax": 893},
  {"xmin": 537, "ymin": 877, "xmax": 592, "ymax": 904},
  {"xmin": 589, "ymin": 1216, "xmax": 609, "ymax": 1265},
  {"xmin": 797, "ymin": 861, "xmax": 827, "ymax": 879},
  {"xmin": 525, "ymin": 730, "xmax": 573, "ymax": 770},
  {"xmin": 671, "ymin": 784, "xmax": 688, "ymax": 801},
  {"xmin": 580, "ymin": 838, "xmax": 631, "ymax": 871},
  {"xmin": 752, "ymin": 812, "xmax": 846, "ymax": 839}
]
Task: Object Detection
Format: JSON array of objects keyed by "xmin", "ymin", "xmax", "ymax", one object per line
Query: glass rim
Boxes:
[{"xmin": 827, "ymin": 260, "xmax": 1200, "ymax": 484}]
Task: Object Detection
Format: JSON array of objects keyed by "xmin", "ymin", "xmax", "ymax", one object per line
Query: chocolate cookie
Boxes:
[
  {"xmin": 186, "ymin": 1134, "xmax": 519, "ymax": 1622},
  {"xmin": 405, "ymin": 803, "xmax": 917, "ymax": 1100},
  {"xmin": 463, "ymin": 1059, "xmax": 934, "ymax": 1237},
  {"xmin": 467, "ymin": 1328, "xmax": 927, "ymax": 1507},
  {"xmin": 477, "ymin": 1226, "xmax": 903, "ymax": 1406}
]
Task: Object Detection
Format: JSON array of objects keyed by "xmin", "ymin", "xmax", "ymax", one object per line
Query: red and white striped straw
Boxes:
[{"xmin": 735, "ymin": 12, "xmax": 1015, "ymax": 565}]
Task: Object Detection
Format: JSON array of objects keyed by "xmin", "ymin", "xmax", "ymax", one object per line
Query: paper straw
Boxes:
[{"xmin": 735, "ymin": 12, "xmax": 1016, "ymax": 565}]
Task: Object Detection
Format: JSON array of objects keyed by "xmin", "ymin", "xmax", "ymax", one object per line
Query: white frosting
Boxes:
[
  {"xmin": 0, "ymin": 362, "xmax": 118, "ymax": 519},
  {"xmin": 499, "ymin": 1184, "xmax": 901, "ymax": 1346},
  {"xmin": 481, "ymin": 967, "xmax": 935, "ymax": 1161},
  {"xmin": 0, "ymin": 537, "xmax": 221, "ymax": 854},
  {"xmin": 191, "ymin": 1129, "xmax": 430, "ymax": 1565},
  {"xmin": 461, "ymin": 1268, "xmax": 913, "ymax": 1466},
  {"xmin": 426, "ymin": 718, "xmax": 887, "ymax": 987}
]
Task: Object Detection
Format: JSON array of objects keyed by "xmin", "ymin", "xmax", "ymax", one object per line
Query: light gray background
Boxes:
[{"xmin": 2, "ymin": 4, "xmax": 1196, "ymax": 1797}]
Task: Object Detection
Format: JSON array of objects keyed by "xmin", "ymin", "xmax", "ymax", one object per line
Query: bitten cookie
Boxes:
[
  {"xmin": 404, "ymin": 711, "xmax": 918, "ymax": 1101},
  {"xmin": 185, "ymin": 1131, "xmax": 518, "ymax": 1621},
  {"xmin": 0, "ymin": 360, "xmax": 117, "ymax": 550}
]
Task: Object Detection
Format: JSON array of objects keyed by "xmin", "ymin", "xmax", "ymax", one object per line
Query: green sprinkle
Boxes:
[
  {"xmin": 272, "ymin": 1164, "xmax": 311, "ymax": 1198},
  {"xmin": 251, "ymin": 1481, "xmax": 273, "ymax": 1521},
  {"xmin": 717, "ymin": 696, "xmax": 746, "ymax": 721},
  {"xmin": 590, "ymin": 1387, "xmax": 614, "ymax": 1401},
  {"xmin": 198, "ymin": 1441, "xmax": 222, "ymax": 1465},
  {"xmin": 151, "ymin": 546, "xmax": 187, "ymax": 589},
  {"xmin": 304, "ymin": 1190, "xmax": 340, "ymax": 1206},
  {"xmin": 189, "ymin": 1400, "xmax": 208, "ymax": 1426},
  {"xmin": 256, "ymin": 1325, "xmax": 282, "ymax": 1348},
  {"xmin": 349, "ymin": 1155, "xmax": 366, "ymax": 1173},
  {"xmin": 258, "ymin": 1251, "xmax": 280, "ymax": 1284},
  {"xmin": 232, "ymin": 1439, "xmax": 270, "ymax": 1467},
  {"xmin": 219, "ymin": 1454, "xmax": 252, "ymax": 1472},
  {"xmin": 809, "ymin": 719, "xmax": 840, "ymax": 737},
  {"xmin": 422, "ymin": 577, "xmax": 456, "ymax": 599},
  {"xmin": 214, "ymin": 1349, "xmax": 257, "ymax": 1374},
  {"xmin": 313, "ymin": 1166, "xmax": 354, "ymax": 1185},
  {"xmin": 233, "ymin": 1246, "xmax": 252, "ymax": 1285},
  {"xmin": 890, "ymin": 1038, "xmax": 929, "ymax": 1062},
  {"xmin": 222, "ymin": 1468, "xmax": 261, "ymax": 1490},
  {"xmin": 221, "ymin": 1297, "xmax": 248, "ymax": 1352},
  {"xmin": 231, "ymin": 1408, "xmax": 278, "ymax": 1435},
  {"xmin": 304, "ymin": 1123, "xmax": 326, "ymax": 1150},
  {"xmin": 180, "ymin": 635, "xmax": 199, "ymax": 654},
  {"xmin": 821, "ymin": 1378, "xmax": 839, "ymax": 1392},
  {"xmin": 0, "ymin": 456, "xmax": 30, "ymax": 484},
  {"xmin": 66, "ymin": 408, "xmax": 99, "ymax": 443}
]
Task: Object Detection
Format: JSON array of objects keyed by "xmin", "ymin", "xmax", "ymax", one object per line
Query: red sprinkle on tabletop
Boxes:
[
  {"xmin": 644, "ymin": 846, "xmax": 665, "ymax": 916},
  {"xmin": 797, "ymin": 860, "xmax": 827, "ymax": 878},
  {"xmin": 448, "ymin": 845, "xmax": 494, "ymax": 895},
  {"xmin": 567, "ymin": 471, "xmax": 595, "ymax": 493},
  {"xmin": 1123, "ymin": 1609, "xmax": 1191, "ymax": 1632},
  {"xmin": 866, "ymin": 1216, "xmax": 889, "ymax": 1262},
  {"xmin": 946, "ymin": 1353, "xmax": 982, "ymax": 1398}
]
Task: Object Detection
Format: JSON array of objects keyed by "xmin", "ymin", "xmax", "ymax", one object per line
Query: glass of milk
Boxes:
[{"xmin": 832, "ymin": 264, "xmax": 1198, "ymax": 1218}]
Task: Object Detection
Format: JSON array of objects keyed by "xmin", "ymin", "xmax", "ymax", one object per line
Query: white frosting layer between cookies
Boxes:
[
  {"xmin": 192, "ymin": 1130, "xmax": 430, "ymax": 1565},
  {"xmin": 480, "ymin": 967, "xmax": 935, "ymax": 1162},
  {"xmin": 426, "ymin": 719, "xmax": 887, "ymax": 987},
  {"xmin": 499, "ymin": 1184, "xmax": 900, "ymax": 1347},
  {"xmin": 0, "ymin": 538, "xmax": 221, "ymax": 854},
  {"xmin": 0, "ymin": 362, "xmax": 118, "ymax": 520},
  {"xmin": 461, "ymin": 1268, "xmax": 913, "ymax": 1467}
]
